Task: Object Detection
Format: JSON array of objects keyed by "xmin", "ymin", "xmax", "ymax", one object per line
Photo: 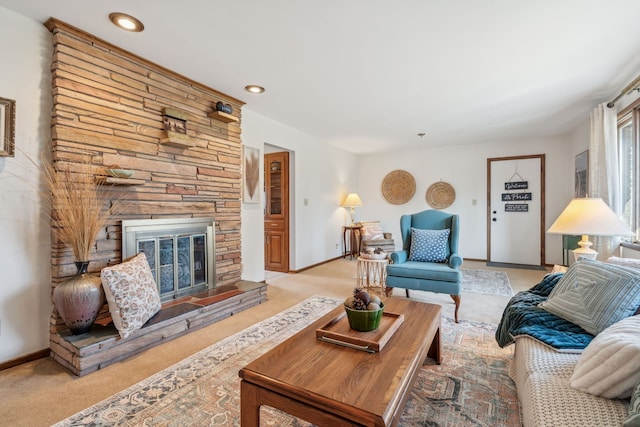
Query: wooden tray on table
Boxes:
[{"xmin": 315, "ymin": 310, "xmax": 404, "ymax": 353}]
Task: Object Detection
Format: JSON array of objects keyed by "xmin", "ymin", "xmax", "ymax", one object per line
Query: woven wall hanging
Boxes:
[
  {"xmin": 381, "ymin": 170, "xmax": 416, "ymax": 205},
  {"xmin": 426, "ymin": 181, "xmax": 456, "ymax": 209}
]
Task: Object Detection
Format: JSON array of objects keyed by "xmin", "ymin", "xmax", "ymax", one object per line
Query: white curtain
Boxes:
[{"xmin": 589, "ymin": 102, "xmax": 620, "ymax": 258}]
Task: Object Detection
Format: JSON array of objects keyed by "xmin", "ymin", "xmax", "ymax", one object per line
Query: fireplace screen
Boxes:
[{"xmin": 121, "ymin": 218, "xmax": 215, "ymax": 302}]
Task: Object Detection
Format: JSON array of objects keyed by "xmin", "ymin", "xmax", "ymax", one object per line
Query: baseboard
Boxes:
[
  {"xmin": 0, "ymin": 348, "xmax": 49, "ymax": 371},
  {"xmin": 289, "ymin": 255, "xmax": 344, "ymax": 274},
  {"xmin": 468, "ymin": 257, "xmax": 556, "ymax": 269},
  {"xmin": 485, "ymin": 262, "xmax": 548, "ymax": 271}
]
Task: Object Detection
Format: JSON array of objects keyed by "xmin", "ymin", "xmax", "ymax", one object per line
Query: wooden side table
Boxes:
[
  {"xmin": 342, "ymin": 225, "xmax": 363, "ymax": 259},
  {"xmin": 356, "ymin": 256, "xmax": 389, "ymax": 295}
]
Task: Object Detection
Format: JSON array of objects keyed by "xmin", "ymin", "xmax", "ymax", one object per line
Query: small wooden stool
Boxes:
[{"xmin": 356, "ymin": 256, "xmax": 389, "ymax": 295}]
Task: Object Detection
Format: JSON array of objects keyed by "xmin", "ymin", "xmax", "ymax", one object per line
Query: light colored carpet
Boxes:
[
  {"xmin": 54, "ymin": 296, "xmax": 519, "ymax": 427},
  {"xmin": 461, "ymin": 269, "xmax": 513, "ymax": 297},
  {"xmin": 0, "ymin": 259, "xmax": 547, "ymax": 426}
]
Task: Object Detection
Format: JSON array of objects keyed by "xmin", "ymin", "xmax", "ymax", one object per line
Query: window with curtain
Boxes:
[{"xmin": 617, "ymin": 101, "xmax": 640, "ymax": 240}]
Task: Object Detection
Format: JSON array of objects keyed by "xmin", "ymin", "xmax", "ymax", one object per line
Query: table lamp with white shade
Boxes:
[
  {"xmin": 342, "ymin": 193, "xmax": 363, "ymax": 225},
  {"xmin": 547, "ymin": 197, "xmax": 633, "ymax": 261}
]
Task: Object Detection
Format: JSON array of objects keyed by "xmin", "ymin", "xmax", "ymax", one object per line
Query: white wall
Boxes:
[
  {"xmin": 0, "ymin": 7, "xmax": 52, "ymax": 363},
  {"xmin": 241, "ymin": 109, "xmax": 359, "ymax": 281},
  {"xmin": 356, "ymin": 136, "xmax": 573, "ymax": 265}
]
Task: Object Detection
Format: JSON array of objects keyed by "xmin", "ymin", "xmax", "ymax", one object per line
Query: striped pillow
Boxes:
[
  {"xmin": 539, "ymin": 260, "xmax": 640, "ymax": 336},
  {"xmin": 570, "ymin": 315, "xmax": 640, "ymax": 399}
]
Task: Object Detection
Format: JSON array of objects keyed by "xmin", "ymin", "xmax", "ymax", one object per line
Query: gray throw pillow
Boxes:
[{"xmin": 539, "ymin": 260, "xmax": 640, "ymax": 336}]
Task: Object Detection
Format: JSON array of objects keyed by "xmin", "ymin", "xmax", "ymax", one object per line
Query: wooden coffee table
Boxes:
[{"xmin": 239, "ymin": 298, "xmax": 441, "ymax": 426}]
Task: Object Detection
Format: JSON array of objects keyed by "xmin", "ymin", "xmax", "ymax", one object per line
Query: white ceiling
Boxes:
[{"xmin": 2, "ymin": 0, "xmax": 640, "ymax": 154}]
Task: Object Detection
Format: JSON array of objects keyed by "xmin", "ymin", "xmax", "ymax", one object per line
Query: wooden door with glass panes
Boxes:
[{"xmin": 264, "ymin": 152, "xmax": 289, "ymax": 272}]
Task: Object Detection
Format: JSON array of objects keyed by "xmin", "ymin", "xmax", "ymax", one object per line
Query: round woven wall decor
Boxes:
[
  {"xmin": 381, "ymin": 170, "xmax": 416, "ymax": 205},
  {"xmin": 426, "ymin": 181, "xmax": 456, "ymax": 209}
]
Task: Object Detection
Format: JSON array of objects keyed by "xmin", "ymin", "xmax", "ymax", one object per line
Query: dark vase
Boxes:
[{"xmin": 53, "ymin": 261, "xmax": 105, "ymax": 335}]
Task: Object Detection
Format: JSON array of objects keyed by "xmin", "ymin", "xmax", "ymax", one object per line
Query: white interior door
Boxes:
[{"xmin": 488, "ymin": 156, "xmax": 544, "ymax": 265}]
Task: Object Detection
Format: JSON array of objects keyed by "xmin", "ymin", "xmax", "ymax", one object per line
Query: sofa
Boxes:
[{"xmin": 496, "ymin": 258, "xmax": 640, "ymax": 427}]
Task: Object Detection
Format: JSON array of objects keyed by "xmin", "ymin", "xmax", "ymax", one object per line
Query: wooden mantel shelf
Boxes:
[
  {"xmin": 208, "ymin": 110, "xmax": 239, "ymax": 123},
  {"xmin": 160, "ymin": 134, "xmax": 196, "ymax": 148}
]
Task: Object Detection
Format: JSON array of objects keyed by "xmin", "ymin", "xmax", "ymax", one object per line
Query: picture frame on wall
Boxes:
[
  {"xmin": 574, "ymin": 150, "xmax": 588, "ymax": 198},
  {"xmin": 243, "ymin": 146, "xmax": 260, "ymax": 204},
  {"xmin": 0, "ymin": 96, "xmax": 16, "ymax": 157}
]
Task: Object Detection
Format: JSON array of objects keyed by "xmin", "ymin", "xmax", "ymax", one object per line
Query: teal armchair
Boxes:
[{"xmin": 385, "ymin": 209, "xmax": 463, "ymax": 322}]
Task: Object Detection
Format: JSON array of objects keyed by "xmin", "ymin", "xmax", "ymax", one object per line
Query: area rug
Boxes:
[
  {"xmin": 53, "ymin": 296, "xmax": 519, "ymax": 427},
  {"xmin": 461, "ymin": 269, "xmax": 513, "ymax": 297}
]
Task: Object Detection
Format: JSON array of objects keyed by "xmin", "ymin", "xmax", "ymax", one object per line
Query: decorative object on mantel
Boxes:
[
  {"xmin": 215, "ymin": 101, "xmax": 233, "ymax": 114},
  {"xmin": 426, "ymin": 181, "xmax": 456, "ymax": 209},
  {"xmin": 0, "ymin": 96, "xmax": 16, "ymax": 157},
  {"xmin": 160, "ymin": 107, "xmax": 195, "ymax": 148},
  {"xmin": 95, "ymin": 176, "xmax": 145, "ymax": 186},
  {"xmin": 96, "ymin": 165, "xmax": 145, "ymax": 186},
  {"xmin": 43, "ymin": 157, "xmax": 122, "ymax": 335},
  {"xmin": 106, "ymin": 167, "xmax": 134, "ymax": 178},
  {"xmin": 381, "ymin": 170, "xmax": 416, "ymax": 205},
  {"xmin": 208, "ymin": 105, "xmax": 238, "ymax": 123}
]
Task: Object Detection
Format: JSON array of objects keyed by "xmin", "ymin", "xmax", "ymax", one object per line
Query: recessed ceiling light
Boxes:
[
  {"xmin": 245, "ymin": 85, "xmax": 265, "ymax": 94},
  {"xmin": 109, "ymin": 13, "xmax": 144, "ymax": 32}
]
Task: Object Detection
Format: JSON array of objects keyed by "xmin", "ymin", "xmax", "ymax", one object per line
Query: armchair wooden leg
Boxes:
[
  {"xmin": 450, "ymin": 295, "xmax": 461, "ymax": 323},
  {"xmin": 385, "ymin": 287, "xmax": 393, "ymax": 297},
  {"xmin": 406, "ymin": 289, "xmax": 410, "ymax": 298}
]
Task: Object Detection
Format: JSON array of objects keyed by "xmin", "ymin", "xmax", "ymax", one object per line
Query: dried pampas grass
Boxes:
[{"xmin": 41, "ymin": 155, "xmax": 120, "ymax": 262}]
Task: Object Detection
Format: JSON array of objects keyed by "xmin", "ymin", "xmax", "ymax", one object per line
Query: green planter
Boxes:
[{"xmin": 344, "ymin": 302, "xmax": 384, "ymax": 332}]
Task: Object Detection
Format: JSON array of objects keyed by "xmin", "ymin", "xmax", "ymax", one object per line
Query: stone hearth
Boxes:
[{"xmin": 50, "ymin": 281, "xmax": 267, "ymax": 376}]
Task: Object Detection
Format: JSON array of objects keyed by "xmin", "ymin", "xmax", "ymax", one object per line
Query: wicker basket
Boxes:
[
  {"xmin": 382, "ymin": 170, "xmax": 416, "ymax": 205},
  {"xmin": 426, "ymin": 181, "xmax": 456, "ymax": 209}
]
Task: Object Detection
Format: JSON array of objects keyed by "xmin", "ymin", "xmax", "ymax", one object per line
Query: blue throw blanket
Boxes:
[{"xmin": 495, "ymin": 273, "xmax": 594, "ymax": 351}]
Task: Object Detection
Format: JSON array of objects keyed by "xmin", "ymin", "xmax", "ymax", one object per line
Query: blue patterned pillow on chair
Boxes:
[{"xmin": 409, "ymin": 228, "xmax": 450, "ymax": 262}]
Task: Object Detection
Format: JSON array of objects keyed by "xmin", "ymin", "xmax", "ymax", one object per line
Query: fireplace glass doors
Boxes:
[{"xmin": 121, "ymin": 218, "xmax": 215, "ymax": 302}]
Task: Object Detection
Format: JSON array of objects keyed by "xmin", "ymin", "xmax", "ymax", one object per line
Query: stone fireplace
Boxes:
[{"xmin": 45, "ymin": 19, "xmax": 267, "ymax": 375}]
